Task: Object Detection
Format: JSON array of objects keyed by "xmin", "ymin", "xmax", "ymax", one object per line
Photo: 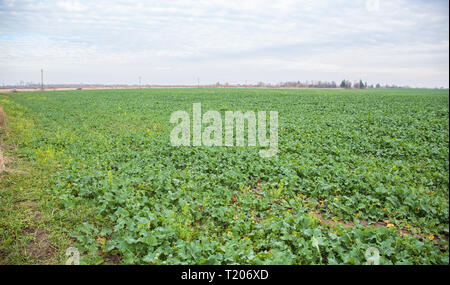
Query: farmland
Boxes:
[{"xmin": 0, "ymin": 88, "xmax": 448, "ymax": 264}]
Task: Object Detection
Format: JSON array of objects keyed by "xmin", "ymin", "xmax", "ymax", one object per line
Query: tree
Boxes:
[
  {"xmin": 358, "ymin": 79, "xmax": 365, "ymax": 89},
  {"xmin": 340, "ymin": 80, "xmax": 352, "ymax": 89}
]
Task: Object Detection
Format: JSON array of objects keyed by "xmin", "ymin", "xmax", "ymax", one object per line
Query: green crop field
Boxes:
[{"xmin": 0, "ymin": 88, "xmax": 448, "ymax": 264}]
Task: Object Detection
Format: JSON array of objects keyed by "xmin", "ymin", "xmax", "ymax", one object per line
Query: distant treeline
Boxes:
[
  {"xmin": 1, "ymin": 80, "xmax": 445, "ymax": 90},
  {"xmin": 233, "ymin": 80, "xmax": 410, "ymax": 89}
]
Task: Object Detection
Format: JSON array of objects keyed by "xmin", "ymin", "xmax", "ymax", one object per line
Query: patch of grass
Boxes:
[
  {"xmin": 0, "ymin": 100, "xmax": 95, "ymax": 264},
  {"xmin": 0, "ymin": 156, "xmax": 64, "ymax": 264}
]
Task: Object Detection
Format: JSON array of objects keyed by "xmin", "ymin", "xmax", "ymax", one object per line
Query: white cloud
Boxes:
[{"xmin": 0, "ymin": 0, "xmax": 448, "ymax": 87}]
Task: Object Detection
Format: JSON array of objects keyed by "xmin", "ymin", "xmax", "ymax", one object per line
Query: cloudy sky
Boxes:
[{"xmin": 0, "ymin": 0, "xmax": 448, "ymax": 87}]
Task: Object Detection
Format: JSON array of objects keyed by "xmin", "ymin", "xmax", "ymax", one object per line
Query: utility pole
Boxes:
[
  {"xmin": 41, "ymin": 69, "xmax": 44, "ymax": 90},
  {"xmin": 197, "ymin": 77, "xmax": 200, "ymax": 88},
  {"xmin": 139, "ymin": 76, "xmax": 141, "ymax": 87}
]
